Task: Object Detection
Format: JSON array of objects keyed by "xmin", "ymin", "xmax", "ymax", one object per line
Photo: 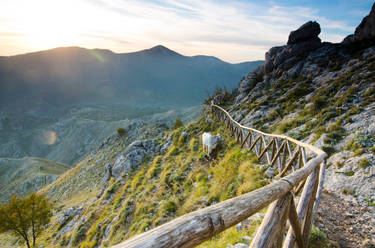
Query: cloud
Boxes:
[{"xmin": 0, "ymin": 0, "xmax": 361, "ymax": 62}]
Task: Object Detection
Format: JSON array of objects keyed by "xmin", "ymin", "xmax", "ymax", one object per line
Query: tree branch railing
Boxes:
[{"xmin": 112, "ymin": 103, "xmax": 327, "ymax": 248}]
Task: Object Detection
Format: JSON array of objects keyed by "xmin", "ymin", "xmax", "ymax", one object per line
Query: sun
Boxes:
[{"xmin": 17, "ymin": 0, "xmax": 85, "ymax": 49}]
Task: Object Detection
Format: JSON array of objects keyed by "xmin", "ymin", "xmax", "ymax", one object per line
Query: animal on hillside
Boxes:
[{"xmin": 202, "ymin": 132, "xmax": 223, "ymax": 155}]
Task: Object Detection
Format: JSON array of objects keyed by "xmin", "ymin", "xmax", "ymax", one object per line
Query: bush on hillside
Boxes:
[
  {"xmin": 173, "ymin": 118, "xmax": 184, "ymax": 129},
  {"xmin": 117, "ymin": 127, "xmax": 126, "ymax": 137}
]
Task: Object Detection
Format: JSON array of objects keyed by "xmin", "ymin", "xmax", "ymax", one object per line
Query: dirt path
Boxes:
[{"xmin": 314, "ymin": 191, "xmax": 375, "ymax": 247}]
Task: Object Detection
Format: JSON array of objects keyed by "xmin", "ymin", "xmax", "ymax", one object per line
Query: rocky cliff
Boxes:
[{"xmin": 221, "ymin": 6, "xmax": 375, "ymax": 246}]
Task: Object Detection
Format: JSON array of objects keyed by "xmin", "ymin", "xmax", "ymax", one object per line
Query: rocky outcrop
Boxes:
[
  {"xmin": 343, "ymin": 3, "xmax": 375, "ymax": 44},
  {"xmin": 265, "ymin": 21, "xmax": 322, "ymax": 74},
  {"xmin": 237, "ymin": 65, "xmax": 265, "ymax": 97},
  {"xmin": 287, "ymin": 21, "xmax": 321, "ymax": 45},
  {"xmin": 112, "ymin": 140, "xmax": 159, "ymax": 179}
]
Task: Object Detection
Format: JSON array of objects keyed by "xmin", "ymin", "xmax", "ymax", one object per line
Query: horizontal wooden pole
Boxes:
[{"xmin": 112, "ymin": 179, "xmax": 293, "ymax": 248}]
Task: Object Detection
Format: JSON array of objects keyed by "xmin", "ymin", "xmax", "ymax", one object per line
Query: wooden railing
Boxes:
[{"xmin": 112, "ymin": 103, "xmax": 327, "ymax": 248}]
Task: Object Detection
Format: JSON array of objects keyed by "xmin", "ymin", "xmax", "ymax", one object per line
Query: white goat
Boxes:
[{"xmin": 202, "ymin": 132, "xmax": 223, "ymax": 155}]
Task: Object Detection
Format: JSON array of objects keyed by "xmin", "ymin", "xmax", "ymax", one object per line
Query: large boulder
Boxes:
[
  {"xmin": 112, "ymin": 140, "xmax": 156, "ymax": 178},
  {"xmin": 265, "ymin": 21, "xmax": 323, "ymax": 74},
  {"xmin": 288, "ymin": 21, "xmax": 321, "ymax": 45},
  {"xmin": 343, "ymin": 3, "xmax": 375, "ymax": 44}
]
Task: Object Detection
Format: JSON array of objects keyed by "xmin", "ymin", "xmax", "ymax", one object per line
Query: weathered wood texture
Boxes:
[
  {"xmin": 112, "ymin": 104, "xmax": 327, "ymax": 248},
  {"xmin": 250, "ymin": 193, "xmax": 292, "ymax": 248},
  {"xmin": 283, "ymin": 166, "xmax": 320, "ymax": 248}
]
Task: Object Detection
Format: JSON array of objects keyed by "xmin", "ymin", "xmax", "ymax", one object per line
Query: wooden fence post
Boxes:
[{"xmin": 250, "ymin": 192, "xmax": 292, "ymax": 248}]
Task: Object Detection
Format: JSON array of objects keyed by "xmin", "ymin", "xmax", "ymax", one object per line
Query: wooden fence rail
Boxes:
[{"xmin": 113, "ymin": 103, "xmax": 327, "ymax": 248}]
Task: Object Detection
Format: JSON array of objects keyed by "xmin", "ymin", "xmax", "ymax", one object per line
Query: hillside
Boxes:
[
  {"xmin": 0, "ymin": 157, "xmax": 70, "ymax": 203},
  {"xmin": 0, "ymin": 45, "xmax": 261, "ymax": 186},
  {"xmin": 0, "ymin": 105, "xmax": 200, "ymax": 165},
  {"xmin": 2, "ymin": 5, "xmax": 375, "ymax": 248}
]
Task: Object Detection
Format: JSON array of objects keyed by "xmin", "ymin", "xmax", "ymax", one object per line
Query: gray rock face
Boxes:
[
  {"xmin": 288, "ymin": 21, "xmax": 321, "ymax": 45},
  {"xmin": 343, "ymin": 3, "xmax": 375, "ymax": 44},
  {"xmin": 237, "ymin": 65, "xmax": 265, "ymax": 96},
  {"xmin": 160, "ymin": 134, "xmax": 173, "ymax": 154},
  {"xmin": 112, "ymin": 140, "xmax": 157, "ymax": 178},
  {"xmin": 265, "ymin": 39, "xmax": 322, "ymax": 74},
  {"xmin": 265, "ymin": 21, "xmax": 323, "ymax": 75}
]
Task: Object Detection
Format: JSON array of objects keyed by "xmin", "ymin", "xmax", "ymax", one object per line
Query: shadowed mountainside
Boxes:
[{"xmin": 0, "ymin": 45, "xmax": 263, "ymax": 109}]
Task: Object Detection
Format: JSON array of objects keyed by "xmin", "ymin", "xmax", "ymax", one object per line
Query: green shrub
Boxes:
[
  {"xmin": 167, "ymin": 146, "xmax": 179, "ymax": 156},
  {"xmin": 309, "ymin": 226, "xmax": 328, "ymax": 248},
  {"xmin": 117, "ymin": 128, "xmax": 126, "ymax": 137},
  {"xmin": 343, "ymin": 170, "xmax": 355, "ymax": 176},
  {"xmin": 341, "ymin": 188, "xmax": 353, "ymax": 195},
  {"xmin": 322, "ymin": 145, "xmax": 336, "ymax": 156},
  {"xmin": 174, "ymin": 118, "xmax": 184, "ymax": 129},
  {"xmin": 147, "ymin": 156, "xmax": 163, "ymax": 179},
  {"xmin": 277, "ymin": 118, "xmax": 305, "ymax": 134},
  {"xmin": 353, "ymin": 148, "xmax": 365, "ymax": 156},
  {"xmin": 348, "ymin": 106, "xmax": 361, "ymax": 116},
  {"xmin": 177, "ymin": 134, "xmax": 186, "ymax": 146},
  {"xmin": 363, "ymin": 87, "xmax": 375, "ymax": 97},
  {"xmin": 311, "ymin": 95, "xmax": 328, "ymax": 113},
  {"xmin": 371, "ymin": 146, "xmax": 375, "ymax": 154},
  {"xmin": 160, "ymin": 200, "xmax": 177, "ymax": 215},
  {"xmin": 285, "ymin": 86, "xmax": 313, "ymax": 103},
  {"xmin": 359, "ymin": 158, "xmax": 370, "ymax": 168},
  {"xmin": 324, "ymin": 123, "xmax": 345, "ymax": 144}
]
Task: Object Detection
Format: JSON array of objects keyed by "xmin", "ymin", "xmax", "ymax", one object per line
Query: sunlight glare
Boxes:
[{"xmin": 17, "ymin": 0, "xmax": 86, "ymax": 48}]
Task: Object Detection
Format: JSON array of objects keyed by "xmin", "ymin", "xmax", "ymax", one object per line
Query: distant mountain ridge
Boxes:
[{"xmin": 0, "ymin": 45, "xmax": 263, "ymax": 110}]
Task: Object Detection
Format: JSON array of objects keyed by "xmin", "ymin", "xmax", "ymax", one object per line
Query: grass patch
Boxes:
[
  {"xmin": 359, "ymin": 158, "xmax": 370, "ymax": 169},
  {"xmin": 309, "ymin": 226, "xmax": 328, "ymax": 248}
]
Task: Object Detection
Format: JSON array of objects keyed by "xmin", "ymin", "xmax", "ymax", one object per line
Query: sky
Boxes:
[{"xmin": 0, "ymin": 0, "xmax": 373, "ymax": 63}]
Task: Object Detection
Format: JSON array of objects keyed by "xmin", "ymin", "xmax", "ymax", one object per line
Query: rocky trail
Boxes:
[{"xmin": 315, "ymin": 191, "xmax": 375, "ymax": 248}]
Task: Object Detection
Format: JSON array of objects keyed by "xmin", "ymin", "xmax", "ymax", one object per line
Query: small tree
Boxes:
[
  {"xmin": 0, "ymin": 193, "xmax": 53, "ymax": 248},
  {"xmin": 117, "ymin": 127, "xmax": 126, "ymax": 137},
  {"xmin": 174, "ymin": 118, "xmax": 183, "ymax": 129}
]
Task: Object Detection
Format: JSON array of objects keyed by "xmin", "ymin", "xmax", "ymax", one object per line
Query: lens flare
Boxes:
[{"xmin": 41, "ymin": 131, "xmax": 57, "ymax": 145}]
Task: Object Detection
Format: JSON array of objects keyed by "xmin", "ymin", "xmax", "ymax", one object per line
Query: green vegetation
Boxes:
[
  {"xmin": 324, "ymin": 122, "xmax": 345, "ymax": 144},
  {"xmin": 359, "ymin": 158, "xmax": 370, "ymax": 168},
  {"xmin": 117, "ymin": 127, "xmax": 127, "ymax": 137},
  {"xmin": 364, "ymin": 198, "xmax": 375, "ymax": 207},
  {"xmin": 39, "ymin": 114, "xmax": 270, "ymax": 247},
  {"xmin": 309, "ymin": 226, "xmax": 329, "ymax": 248},
  {"xmin": 0, "ymin": 193, "xmax": 53, "ymax": 248},
  {"xmin": 341, "ymin": 188, "xmax": 353, "ymax": 195},
  {"xmin": 343, "ymin": 170, "xmax": 355, "ymax": 176},
  {"xmin": 173, "ymin": 118, "xmax": 184, "ymax": 129}
]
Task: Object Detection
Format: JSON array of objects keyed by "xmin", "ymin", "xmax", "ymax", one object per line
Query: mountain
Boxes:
[
  {"xmin": 0, "ymin": 45, "xmax": 261, "ymax": 171},
  {"xmin": 0, "ymin": 157, "xmax": 70, "ymax": 203},
  {"xmin": 0, "ymin": 5, "xmax": 370, "ymax": 248},
  {"xmin": 0, "ymin": 45, "xmax": 263, "ymax": 110}
]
